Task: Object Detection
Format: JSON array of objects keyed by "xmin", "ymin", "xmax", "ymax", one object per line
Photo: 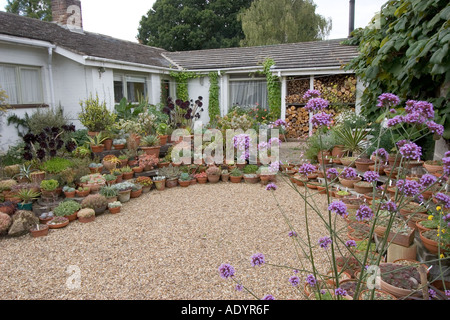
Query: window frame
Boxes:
[{"xmin": 113, "ymin": 73, "xmax": 148, "ymax": 104}]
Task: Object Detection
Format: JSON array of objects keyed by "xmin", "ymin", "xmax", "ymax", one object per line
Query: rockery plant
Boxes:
[{"xmin": 218, "ymin": 90, "xmax": 450, "ymax": 300}]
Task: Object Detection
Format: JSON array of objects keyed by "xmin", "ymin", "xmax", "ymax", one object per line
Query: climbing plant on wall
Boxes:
[
  {"xmin": 169, "ymin": 71, "xmax": 200, "ymax": 102},
  {"xmin": 262, "ymin": 58, "xmax": 282, "ymax": 121},
  {"xmin": 208, "ymin": 71, "xmax": 220, "ymax": 124}
]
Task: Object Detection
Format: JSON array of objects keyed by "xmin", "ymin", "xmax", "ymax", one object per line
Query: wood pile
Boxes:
[{"xmin": 285, "ymin": 74, "xmax": 357, "ymax": 138}]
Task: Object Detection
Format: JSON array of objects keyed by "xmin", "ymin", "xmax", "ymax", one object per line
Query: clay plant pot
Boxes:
[
  {"xmin": 76, "ymin": 188, "xmax": 90, "ymax": 198},
  {"xmin": 66, "ymin": 211, "xmax": 78, "ymax": 222},
  {"xmin": 159, "ymin": 135, "xmax": 168, "ymax": 146},
  {"xmin": 331, "ymin": 145, "xmax": 345, "ymax": 158},
  {"xmin": 113, "ymin": 144, "xmax": 125, "ymax": 150},
  {"xmin": 178, "ymin": 179, "xmax": 191, "ymax": 187},
  {"xmin": 243, "ymin": 175, "xmax": 259, "ymax": 184},
  {"xmin": 109, "ymin": 206, "xmax": 121, "ymax": 214},
  {"xmin": 30, "ymin": 224, "xmax": 49, "ymax": 238},
  {"xmin": 118, "ymin": 190, "xmax": 131, "ymax": 203},
  {"xmin": 379, "ymin": 263, "xmax": 422, "ymax": 299},
  {"xmin": 130, "ymin": 189, "xmax": 142, "ymax": 198},
  {"xmin": 338, "ymin": 176, "xmax": 361, "ymax": 189},
  {"xmin": 423, "ymin": 162, "xmax": 444, "ymax": 174},
  {"xmin": 132, "ymin": 167, "xmax": 143, "ymax": 174},
  {"xmin": 207, "ymin": 175, "xmax": 221, "ymax": 183},
  {"xmin": 141, "ymin": 146, "xmax": 161, "ymax": 158},
  {"xmin": 103, "ymin": 139, "xmax": 113, "ymax": 151},
  {"xmin": 122, "ymin": 172, "xmax": 134, "ymax": 180},
  {"xmin": 165, "ymin": 178, "xmax": 178, "ymax": 188},
  {"xmin": 353, "ymin": 182, "xmax": 374, "ymax": 194},
  {"xmin": 78, "ymin": 215, "xmax": 95, "ymax": 223},
  {"xmin": 190, "ymin": 179, "xmax": 197, "ymax": 185},
  {"xmin": 154, "ymin": 179, "xmax": 166, "ymax": 191},
  {"xmin": 64, "ymin": 191, "xmax": 76, "ymax": 198},
  {"xmin": 358, "ymin": 289, "xmax": 397, "ymax": 300},
  {"xmin": 229, "ymin": 175, "xmax": 243, "ymax": 183},
  {"xmin": 355, "ymin": 159, "xmax": 375, "ymax": 172},
  {"xmin": 91, "ymin": 144, "xmax": 105, "ymax": 153},
  {"xmin": 196, "ymin": 176, "xmax": 208, "ymax": 184},
  {"xmin": 221, "ymin": 174, "xmax": 230, "ymax": 182},
  {"xmin": 47, "ymin": 217, "xmax": 69, "ymax": 229},
  {"xmin": 420, "ymin": 230, "xmax": 450, "ymax": 255}
]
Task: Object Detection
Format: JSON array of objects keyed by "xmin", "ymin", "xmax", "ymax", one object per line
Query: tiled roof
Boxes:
[
  {"xmin": 0, "ymin": 11, "xmax": 171, "ymax": 68},
  {"xmin": 163, "ymin": 39, "xmax": 358, "ymax": 70}
]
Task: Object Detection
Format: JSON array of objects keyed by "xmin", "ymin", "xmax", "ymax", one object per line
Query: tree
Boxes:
[
  {"xmin": 344, "ymin": 0, "xmax": 450, "ymax": 138},
  {"xmin": 238, "ymin": 0, "xmax": 331, "ymax": 47},
  {"xmin": 137, "ymin": 0, "xmax": 254, "ymax": 52},
  {"xmin": 5, "ymin": 0, "xmax": 52, "ymax": 21}
]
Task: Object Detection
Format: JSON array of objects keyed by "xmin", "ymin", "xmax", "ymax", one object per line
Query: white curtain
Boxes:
[
  {"xmin": 20, "ymin": 68, "xmax": 43, "ymax": 104},
  {"xmin": 229, "ymin": 80, "xmax": 268, "ymax": 109},
  {"xmin": 0, "ymin": 65, "xmax": 18, "ymax": 104}
]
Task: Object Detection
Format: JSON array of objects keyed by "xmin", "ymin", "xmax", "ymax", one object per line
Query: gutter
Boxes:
[{"xmin": 47, "ymin": 47, "xmax": 56, "ymax": 109}]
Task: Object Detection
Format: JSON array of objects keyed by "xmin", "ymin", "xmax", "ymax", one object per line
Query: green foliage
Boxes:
[
  {"xmin": 262, "ymin": 59, "xmax": 281, "ymax": 121},
  {"xmin": 5, "ymin": 0, "xmax": 52, "ymax": 21},
  {"xmin": 54, "ymin": 200, "xmax": 81, "ymax": 217},
  {"xmin": 334, "ymin": 126, "xmax": 370, "ymax": 157},
  {"xmin": 179, "ymin": 172, "xmax": 191, "ymax": 181},
  {"xmin": 39, "ymin": 179, "xmax": 59, "ymax": 191},
  {"xmin": 114, "ymin": 97, "xmax": 145, "ymax": 120},
  {"xmin": 243, "ymin": 164, "xmax": 258, "ymax": 174},
  {"xmin": 39, "ymin": 157, "xmax": 73, "ymax": 174},
  {"xmin": 238, "ymin": 0, "xmax": 331, "ymax": 46},
  {"xmin": 208, "ymin": 71, "xmax": 220, "ymax": 124},
  {"xmin": 344, "ymin": 0, "xmax": 450, "ymax": 138},
  {"xmin": 79, "ymin": 94, "xmax": 117, "ymax": 132},
  {"xmin": 169, "ymin": 71, "xmax": 200, "ymax": 102},
  {"xmin": 137, "ymin": 0, "xmax": 254, "ymax": 51}
]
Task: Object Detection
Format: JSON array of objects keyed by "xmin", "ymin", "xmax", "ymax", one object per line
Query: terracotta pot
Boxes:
[
  {"xmin": 331, "ymin": 145, "xmax": 345, "ymax": 158},
  {"xmin": 229, "ymin": 175, "xmax": 243, "ymax": 183},
  {"xmin": 416, "ymin": 219, "xmax": 435, "ymax": 233},
  {"xmin": 353, "ymin": 182, "xmax": 374, "ymax": 194},
  {"xmin": 358, "ymin": 289, "xmax": 397, "ymax": 300},
  {"xmin": 64, "ymin": 191, "xmax": 76, "ymax": 198},
  {"xmin": 420, "ymin": 230, "xmax": 450, "ymax": 255},
  {"xmin": 89, "ymin": 166, "xmax": 103, "ymax": 174},
  {"xmin": 158, "ymin": 162, "xmax": 170, "ymax": 168},
  {"xmin": 207, "ymin": 175, "xmax": 221, "ymax": 183},
  {"xmin": 141, "ymin": 146, "xmax": 161, "ymax": 158},
  {"xmin": 66, "ymin": 211, "xmax": 78, "ymax": 222},
  {"xmin": 196, "ymin": 177, "xmax": 208, "ymax": 184},
  {"xmin": 39, "ymin": 216, "xmax": 53, "ymax": 225},
  {"xmin": 78, "ymin": 215, "xmax": 95, "ymax": 223},
  {"xmin": 113, "ymin": 144, "xmax": 125, "ymax": 150},
  {"xmin": 178, "ymin": 180, "xmax": 190, "ymax": 187},
  {"xmin": 221, "ymin": 174, "xmax": 230, "ymax": 182},
  {"xmin": 154, "ymin": 179, "xmax": 166, "ymax": 191},
  {"xmin": 103, "ymin": 139, "xmax": 113, "ymax": 150},
  {"xmin": 165, "ymin": 178, "xmax": 178, "ymax": 188},
  {"xmin": 88, "ymin": 131, "xmax": 99, "ymax": 137},
  {"xmin": 30, "ymin": 172, "xmax": 45, "ymax": 184},
  {"xmin": 159, "ymin": 135, "xmax": 168, "ymax": 145},
  {"xmin": 109, "ymin": 206, "xmax": 121, "ymax": 214},
  {"xmin": 47, "ymin": 219, "xmax": 69, "ymax": 229},
  {"xmin": 30, "ymin": 224, "xmax": 49, "ymax": 238},
  {"xmin": 142, "ymin": 186, "xmax": 151, "ymax": 193},
  {"xmin": 244, "ymin": 175, "xmax": 259, "ymax": 184},
  {"xmin": 91, "ymin": 144, "xmax": 105, "ymax": 153},
  {"xmin": 122, "ymin": 172, "xmax": 134, "ymax": 180},
  {"xmin": 190, "ymin": 179, "xmax": 197, "ymax": 185},
  {"xmin": 423, "ymin": 162, "xmax": 444, "ymax": 174},
  {"xmin": 130, "ymin": 189, "xmax": 142, "ymax": 198},
  {"xmin": 76, "ymin": 189, "xmax": 90, "ymax": 197},
  {"xmin": 132, "ymin": 167, "xmax": 143, "ymax": 173},
  {"xmin": 355, "ymin": 159, "xmax": 375, "ymax": 172},
  {"xmin": 339, "ymin": 176, "xmax": 361, "ymax": 188}
]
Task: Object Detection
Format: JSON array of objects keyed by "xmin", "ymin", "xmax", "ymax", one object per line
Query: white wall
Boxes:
[{"xmin": 188, "ymin": 76, "xmax": 211, "ymax": 126}]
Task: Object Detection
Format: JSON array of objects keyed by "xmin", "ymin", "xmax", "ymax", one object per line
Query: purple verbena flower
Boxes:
[
  {"xmin": 235, "ymin": 284, "xmax": 243, "ymax": 291},
  {"xmin": 302, "ymin": 89, "xmax": 321, "ymax": 100},
  {"xmin": 319, "ymin": 236, "xmax": 332, "ymax": 249},
  {"xmin": 311, "ymin": 112, "xmax": 332, "ymax": 127},
  {"xmin": 341, "ymin": 167, "xmax": 357, "ymax": 179},
  {"xmin": 218, "ymin": 263, "xmax": 235, "ymax": 279},
  {"xmin": 265, "ymin": 183, "xmax": 277, "ymax": 191},
  {"xmin": 356, "ymin": 205, "xmax": 374, "ymax": 221},
  {"xmin": 305, "ymin": 98, "xmax": 329, "ymax": 112},
  {"xmin": 428, "ymin": 289, "xmax": 437, "ymax": 300},
  {"xmin": 250, "ymin": 253, "xmax": 266, "ymax": 267},
  {"xmin": 387, "ymin": 115, "xmax": 404, "ymax": 128},
  {"xmin": 298, "ymin": 163, "xmax": 316, "ymax": 176},
  {"xmin": 434, "ymin": 192, "xmax": 450, "ymax": 208},
  {"xmin": 288, "ymin": 230, "xmax": 298, "ymax": 237},
  {"xmin": 396, "ymin": 179, "xmax": 422, "ymax": 197},
  {"xmin": 377, "ymin": 93, "xmax": 400, "ymax": 108},
  {"xmin": 372, "ymin": 148, "xmax": 389, "ymax": 162},
  {"xmin": 419, "ymin": 174, "xmax": 437, "ymax": 188},
  {"xmin": 289, "ymin": 276, "xmax": 300, "ymax": 287},
  {"xmin": 380, "ymin": 201, "xmax": 397, "ymax": 212},
  {"xmin": 305, "ymin": 274, "xmax": 317, "ymax": 287},
  {"xmin": 335, "ymin": 287, "xmax": 348, "ymax": 297},
  {"xmin": 345, "ymin": 240, "xmax": 357, "ymax": 247},
  {"xmin": 364, "ymin": 170, "xmax": 379, "ymax": 183},
  {"xmin": 262, "ymin": 294, "xmax": 275, "ymax": 300},
  {"xmin": 399, "ymin": 142, "xmax": 422, "ymax": 161},
  {"xmin": 426, "ymin": 121, "xmax": 444, "ymax": 136},
  {"xmin": 326, "ymin": 168, "xmax": 339, "ymax": 180},
  {"xmin": 328, "ymin": 200, "xmax": 349, "ymax": 218}
]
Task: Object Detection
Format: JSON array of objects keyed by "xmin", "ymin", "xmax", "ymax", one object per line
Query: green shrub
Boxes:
[
  {"xmin": 243, "ymin": 164, "xmax": 259, "ymax": 174},
  {"xmin": 54, "ymin": 200, "xmax": 81, "ymax": 216},
  {"xmin": 39, "ymin": 157, "xmax": 74, "ymax": 174},
  {"xmin": 40, "ymin": 179, "xmax": 59, "ymax": 191}
]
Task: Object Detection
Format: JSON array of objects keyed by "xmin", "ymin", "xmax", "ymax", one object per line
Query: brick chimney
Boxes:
[{"xmin": 51, "ymin": 0, "xmax": 83, "ymax": 31}]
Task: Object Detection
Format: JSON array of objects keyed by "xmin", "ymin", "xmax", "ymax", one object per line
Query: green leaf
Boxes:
[{"xmin": 430, "ymin": 43, "xmax": 449, "ymax": 64}]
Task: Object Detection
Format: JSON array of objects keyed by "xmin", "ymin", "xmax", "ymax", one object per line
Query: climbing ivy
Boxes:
[
  {"xmin": 262, "ymin": 58, "xmax": 282, "ymax": 121},
  {"xmin": 169, "ymin": 71, "xmax": 200, "ymax": 101},
  {"xmin": 208, "ymin": 71, "xmax": 220, "ymax": 124},
  {"xmin": 344, "ymin": 0, "xmax": 450, "ymax": 138}
]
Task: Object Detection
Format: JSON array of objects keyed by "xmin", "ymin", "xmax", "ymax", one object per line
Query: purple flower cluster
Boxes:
[
  {"xmin": 356, "ymin": 205, "xmax": 374, "ymax": 221},
  {"xmin": 288, "ymin": 231, "xmax": 298, "ymax": 237},
  {"xmin": 219, "ymin": 263, "xmax": 235, "ymax": 279},
  {"xmin": 419, "ymin": 174, "xmax": 437, "ymax": 188},
  {"xmin": 328, "ymin": 200, "xmax": 349, "ymax": 217},
  {"xmin": 265, "ymin": 183, "xmax": 277, "ymax": 191},
  {"xmin": 387, "ymin": 116, "xmax": 404, "ymax": 128},
  {"xmin": 396, "ymin": 179, "xmax": 422, "ymax": 197},
  {"xmin": 363, "ymin": 170, "xmax": 379, "ymax": 183},
  {"xmin": 233, "ymin": 134, "xmax": 251, "ymax": 161},
  {"xmin": 311, "ymin": 112, "xmax": 332, "ymax": 127},
  {"xmin": 380, "ymin": 201, "xmax": 397, "ymax": 212},
  {"xmin": 302, "ymin": 89, "xmax": 321, "ymax": 100},
  {"xmin": 405, "ymin": 100, "xmax": 435, "ymax": 120},
  {"xmin": 434, "ymin": 192, "xmax": 450, "ymax": 208},
  {"xmin": 345, "ymin": 240, "xmax": 357, "ymax": 247},
  {"xmin": 342, "ymin": 167, "xmax": 357, "ymax": 179},
  {"xmin": 289, "ymin": 276, "xmax": 300, "ymax": 287},
  {"xmin": 377, "ymin": 93, "xmax": 400, "ymax": 108},
  {"xmin": 326, "ymin": 168, "xmax": 339, "ymax": 180},
  {"xmin": 443, "ymin": 156, "xmax": 450, "ymax": 176},
  {"xmin": 235, "ymin": 284, "xmax": 243, "ymax": 291},
  {"xmin": 305, "ymin": 274, "xmax": 317, "ymax": 287},
  {"xmin": 319, "ymin": 236, "xmax": 332, "ymax": 249},
  {"xmin": 262, "ymin": 294, "xmax": 275, "ymax": 300},
  {"xmin": 298, "ymin": 163, "xmax": 316, "ymax": 176},
  {"xmin": 250, "ymin": 253, "xmax": 266, "ymax": 267},
  {"xmin": 304, "ymin": 98, "xmax": 329, "ymax": 112},
  {"xmin": 335, "ymin": 287, "xmax": 348, "ymax": 297},
  {"xmin": 396, "ymin": 139, "xmax": 410, "ymax": 148},
  {"xmin": 372, "ymin": 148, "xmax": 389, "ymax": 162},
  {"xmin": 426, "ymin": 121, "xmax": 444, "ymax": 136},
  {"xmin": 399, "ymin": 142, "xmax": 422, "ymax": 161}
]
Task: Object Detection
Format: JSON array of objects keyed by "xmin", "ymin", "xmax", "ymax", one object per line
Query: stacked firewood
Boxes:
[
  {"xmin": 286, "ymin": 77, "xmax": 310, "ymax": 104},
  {"xmin": 314, "ymin": 75, "xmax": 357, "ymax": 104},
  {"xmin": 285, "ymin": 106, "xmax": 310, "ymax": 138}
]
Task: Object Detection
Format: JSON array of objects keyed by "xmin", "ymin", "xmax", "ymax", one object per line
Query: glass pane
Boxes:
[
  {"xmin": 20, "ymin": 68, "xmax": 43, "ymax": 104},
  {"xmin": 0, "ymin": 65, "xmax": 18, "ymax": 104},
  {"xmin": 114, "ymin": 80, "xmax": 124, "ymax": 103},
  {"xmin": 229, "ymin": 80, "xmax": 268, "ymax": 109},
  {"xmin": 127, "ymin": 81, "xmax": 145, "ymax": 103}
]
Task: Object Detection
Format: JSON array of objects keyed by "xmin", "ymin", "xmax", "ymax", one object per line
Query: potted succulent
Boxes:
[
  {"xmin": 16, "ymin": 189, "xmax": 40, "ymax": 211},
  {"xmin": 221, "ymin": 169, "xmax": 230, "ymax": 182},
  {"xmin": 379, "ymin": 263, "xmax": 422, "ymax": 299},
  {"xmin": 77, "ymin": 208, "xmax": 96, "ymax": 223},
  {"xmin": 243, "ymin": 165, "xmax": 260, "ymax": 184},
  {"xmin": 113, "ymin": 138, "xmax": 126, "ymax": 150},
  {"xmin": 30, "ymin": 223, "xmax": 49, "ymax": 238},
  {"xmin": 39, "ymin": 211, "xmax": 54, "ymax": 224},
  {"xmin": 159, "ymin": 165, "xmax": 180, "ymax": 188},
  {"xmin": 102, "ymin": 154, "xmax": 121, "ymax": 172},
  {"xmin": 103, "ymin": 174, "xmax": 117, "ymax": 186},
  {"xmin": 135, "ymin": 176, "xmax": 153, "ymax": 193},
  {"xmin": 81, "ymin": 194, "xmax": 108, "ymax": 214},
  {"xmin": 138, "ymin": 153, "xmax": 159, "ymax": 171},
  {"xmin": 46, "ymin": 216, "xmax": 69, "ymax": 229},
  {"xmin": 108, "ymin": 201, "xmax": 122, "ymax": 214},
  {"xmin": 62, "ymin": 186, "xmax": 76, "ymax": 198},
  {"xmin": 229, "ymin": 168, "xmax": 243, "ymax": 183},
  {"xmin": 121, "ymin": 166, "xmax": 134, "ymax": 180},
  {"xmin": 419, "ymin": 229, "xmax": 450, "ymax": 255},
  {"xmin": 156, "ymin": 123, "xmax": 169, "ymax": 145},
  {"xmin": 112, "ymin": 181, "xmax": 134, "ymax": 202},
  {"xmin": 206, "ymin": 165, "xmax": 221, "ymax": 183},
  {"xmin": 178, "ymin": 172, "xmax": 191, "ymax": 187},
  {"xmin": 88, "ymin": 162, "xmax": 104, "ymax": 174},
  {"xmin": 132, "ymin": 165, "xmax": 144, "ymax": 174},
  {"xmin": 140, "ymin": 134, "xmax": 161, "ymax": 158},
  {"xmin": 79, "ymin": 173, "xmax": 106, "ymax": 193},
  {"xmin": 195, "ymin": 172, "xmax": 208, "ymax": 184},
  {"xmin": 54, "ymin": 200, "xmax": 82, "ymax": 221},
  {"xmin": 153, "ymin": 176, "xmax": 166, "ymax": 191},
  {"xmin": 40, "ymin": 179, "xmax": 59, "ymax": 198},
  {"xmin": 130, "ymin": 184, "xmax": 143, "ymax": 198},
  {"xmin": 353, "ymin": 181, "xmax": 374, "ymax": 194},
  {"xmin": 99, "ymin": 185, "xmax": 119, "ymax": 203},
  {"xmin": 87, "ymin": 132, "xmax": 108, "ymax": 153},
  {"xmin": 75, "ymin": 186, "xmax": 90, "ymax": 197}
]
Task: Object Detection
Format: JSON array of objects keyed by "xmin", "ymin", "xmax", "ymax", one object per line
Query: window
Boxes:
[
  {"xmin": 229, "ymin": 79, "xmax": 268, "ymax": 109},
  {"xmin": 0, "ymin": 64, "xmax": 44, "ymax": 105},
  {"xmin": 114, "ymin": 74, "xmax": 147, "ymax": 103}
]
